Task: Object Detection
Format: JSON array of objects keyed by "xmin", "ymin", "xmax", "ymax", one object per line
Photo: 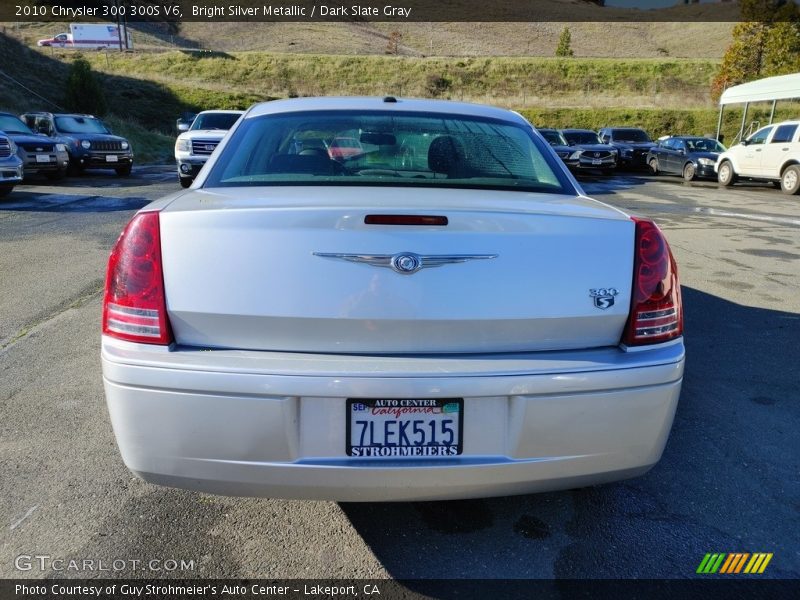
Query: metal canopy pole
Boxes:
[
  {"xmin": 738, "ymin": 102, "xmax": 749, "ymax": 144},
  {"xmin": 769, "ymin": 99, "xmax": 777, "ymax": 124},
  {"xmin": 716, "ymin": 104, "xmax": 725, "ymax": 141}
]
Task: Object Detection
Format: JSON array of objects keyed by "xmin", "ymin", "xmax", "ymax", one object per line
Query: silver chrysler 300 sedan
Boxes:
[{"xmin": 101, "ymin": 97, "xmax": 684, "ymax": 501}]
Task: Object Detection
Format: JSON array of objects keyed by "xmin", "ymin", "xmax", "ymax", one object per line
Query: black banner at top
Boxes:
[{"xmin": 4, "ymin": 0, "xmax": 800, "ymax": 23}]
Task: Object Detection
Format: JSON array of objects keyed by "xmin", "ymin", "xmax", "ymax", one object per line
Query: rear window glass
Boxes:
[{"xmin": 203, "ymin": 110, "xmax": 572, "ymax": 195}]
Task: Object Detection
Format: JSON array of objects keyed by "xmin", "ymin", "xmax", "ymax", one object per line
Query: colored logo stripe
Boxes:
[
  {"xmin": 744, "ymin": 553, "xmax": 773, "ymax": 574},
  {"xmin": 697, "ymin": 553, "xmax": 772, "ymax": 574},
  {"xmin": 720, "ymin": 553, "xmax": 749, "ymax": 573},
  {"xmin": 697, "ymin": 553, "xmax": 726, "ymax": 574}
]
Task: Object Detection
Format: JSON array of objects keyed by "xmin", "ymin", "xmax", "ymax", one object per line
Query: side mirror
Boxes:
[
  {"xmin": 177, "ymin": 122, "xmax": 190, "ymax": 132},
  {"xmin": 602, "ymin": 136, "xmax": 610, "ymax": 144},
  {"xmin": 741, "ymin": 138, "xmax": 749, "ymax": 146},
  {"xmin": 678, "ymin": 148, "xmax": 686, "ymax": 155}
]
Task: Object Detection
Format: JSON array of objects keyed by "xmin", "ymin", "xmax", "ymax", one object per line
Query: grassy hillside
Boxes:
[
  {"xmin": 75, "ymin": 51, "xmax": 719, "ymax": 113},
  {"xmin": 3, "ymin": 22, "xmax": 770, "ymax": 159},
  {"xmin": 0, "ymin": 33, "xmax": 229, "ymax": 162},
  {"xmin": 3, "ymin": 21, "xmax": 733, "ymax": 58},
  {"xmin": 174, "ymin": 22, "xmax": 734, "ymax": 58}
]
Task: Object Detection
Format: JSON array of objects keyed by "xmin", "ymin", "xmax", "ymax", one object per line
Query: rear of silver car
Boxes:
[{"xmin": 101, "ymin": 99, "xmax": 684, "ymax": 501}]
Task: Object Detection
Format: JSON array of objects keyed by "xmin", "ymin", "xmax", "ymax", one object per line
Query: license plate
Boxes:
[
  {"xmin": 36, "ymin": 154, "xmax": 51, "ymax": 163},
  {"xmin": 592, "ymin": 159, "xmax": 603, "ymax": 165},
  {"xmin": 106, "ymin": 155, "xmax": 118, "ymax": 162},
  {"xmin": 347, "ymin": 398, "xmax": 463, "ymax": 458}
]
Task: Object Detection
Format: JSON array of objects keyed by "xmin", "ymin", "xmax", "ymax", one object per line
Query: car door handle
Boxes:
[
  {"xmin": 755, "ymin": 148, "xmax": 762, "ymax": 152},
  {"xmin": 783, "ymin": 148, "xmax": 789, "ymax": 151}
]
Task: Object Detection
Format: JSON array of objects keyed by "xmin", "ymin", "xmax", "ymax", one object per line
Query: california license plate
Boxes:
[
  {"xmin": 36, "ymin": 154, "xmax": 51, "ymax": 163},
  {"xmin": 106, "ymin": 155, "xmax": 118, "ymax": 162},
  {"xmin": 346, "ymin": 398, "xmax": 463, "ymax": 458}
]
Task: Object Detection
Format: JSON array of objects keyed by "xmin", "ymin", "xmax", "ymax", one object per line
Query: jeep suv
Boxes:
[
  {"xmin": 715, "ymin": 121, "xmax": 800, "ymax": 195},
  {"xmin": 0, "ymin": 112, "xmax": 69, "ymax": 180},
  {"xmin": 21, "ymin": 112, "xmax": 133, "ymax": 176},
  {"xmin": 174, "ymin": 110, "xmax": 243, "ymax": 188},
  {"xmin": 598, "ymin": 127, "xmax": 656, "ymax": 169}
]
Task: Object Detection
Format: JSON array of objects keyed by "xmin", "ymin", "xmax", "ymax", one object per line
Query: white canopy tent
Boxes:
[{"xmin": 716, "ymin": 72, "xmax": 800, "ymax": 143}]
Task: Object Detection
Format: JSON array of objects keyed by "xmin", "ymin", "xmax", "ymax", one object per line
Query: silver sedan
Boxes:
[{"xmin": 101, "ymin": 97, "xmax": 684, "ymax": 501}]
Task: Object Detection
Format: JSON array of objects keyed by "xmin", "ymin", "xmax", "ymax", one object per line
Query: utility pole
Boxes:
[{"xmin": 115, "ymin": 0, "xmax": 123, "ymax": 51}]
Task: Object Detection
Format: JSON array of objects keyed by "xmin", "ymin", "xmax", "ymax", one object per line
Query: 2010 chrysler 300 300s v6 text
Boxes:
[{"xmin": 101, "ymin": 97, "xmax": 685, "ymax": 501}]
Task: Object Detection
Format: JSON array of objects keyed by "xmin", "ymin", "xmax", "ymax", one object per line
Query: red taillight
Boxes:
[
  {"xmin": 622, "ymin": 217, "xmax": 683, "ymax": 346},
  {"xmin": 102, "ymin": 211, "xmax": 172, "ymax": 345}
]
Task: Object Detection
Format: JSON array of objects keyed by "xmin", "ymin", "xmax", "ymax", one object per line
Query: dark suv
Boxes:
[
  {"xmin": 21, "ymin": 112, "xmax": 133, "ymax": 176},
  {"xmin": 0, "ymin": 112, "xmax": 69, "ymax": 180},
  {"xmin": 597, "ymin": 127, "xmax": 656, "ymax": 169}
]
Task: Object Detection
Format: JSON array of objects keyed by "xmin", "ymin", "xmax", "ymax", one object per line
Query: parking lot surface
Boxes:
[{"xmin": 1, "ymin": 167, "xmax": 798, "ymax": 581}]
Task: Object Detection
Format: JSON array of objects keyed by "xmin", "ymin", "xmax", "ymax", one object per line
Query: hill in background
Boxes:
[
  {"xmin": 5, "ymin": 21, "xmax": 733, "ymax": 58},
  {"xmin": 2, "ymin": 20, "xmax": 763, "ymax": 163}
]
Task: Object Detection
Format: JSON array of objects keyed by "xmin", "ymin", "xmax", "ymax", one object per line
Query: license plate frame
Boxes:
[
  {"xmin": 592, "ymin": 159, "xmax": 603, "ymax": 165},
  {"xmin": 106, "ymin": 155, "xmax": 118, "ymax": 162},
  {"xmin": 35, "ymin": 154, "xmax": 51, "ymax": 163},
  {"xmin": 346, "ymin": 398, "xmax": 464, "ymax": 458}
]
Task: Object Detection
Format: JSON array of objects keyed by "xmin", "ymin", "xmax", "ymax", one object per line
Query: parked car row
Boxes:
[
  {"xmin": 538, "ymin": 126, "xmax": 656, "ymax": 176},
  {"xmin": 0, "ymin": 110, "xmax": 134, "ymax": 197},
  {"xmin": 538, "ymin": 121, "xmax": 800, "ymax": 195}
]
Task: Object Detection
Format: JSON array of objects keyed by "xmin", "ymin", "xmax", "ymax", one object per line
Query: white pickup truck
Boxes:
[
  {"xmin": 174, "ymin": 110, "xmax": 243, "ymax": 188},
  {"xmin": 715, "ymin": 120, "xmax": 800, "ymax": 195}
]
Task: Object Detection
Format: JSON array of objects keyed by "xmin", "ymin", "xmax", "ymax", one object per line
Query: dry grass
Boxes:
[{"xmin": 2, "ymin": 21, "xmax": 733, "ymax": 58}]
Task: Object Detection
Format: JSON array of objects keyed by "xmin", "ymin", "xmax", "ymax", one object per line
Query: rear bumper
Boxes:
[{"xmin": 101, "ymin": 338, "xmax": 685, "ymax": 501}]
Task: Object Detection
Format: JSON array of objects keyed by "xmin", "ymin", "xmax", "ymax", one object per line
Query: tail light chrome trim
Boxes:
[
  {"xmin": 622, "ymin": 217, "xmax": 683, "ymax": 347},
  {"xmin": 102, "ymin": 211, "xmax": 173, "ymax": 346}
]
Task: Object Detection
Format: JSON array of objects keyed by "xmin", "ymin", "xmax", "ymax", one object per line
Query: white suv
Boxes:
[
  {"xmin": 715, "ymin": 120, "xmax": 800, "ymax": 195},
  {"xmin": 174, "ymin": 110, "xmax": 243, "ymax": 188}
]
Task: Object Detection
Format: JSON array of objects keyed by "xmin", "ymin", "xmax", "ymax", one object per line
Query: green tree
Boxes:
[
  {"xmin": 64, "ymin": 57, "xmax": 107, "ymax": 116},
  {"xmin": 711, "ymin": 0, "xmax": 800, "ymax": 101},
  {"xmin": 555, "ymin": 27, "xmax": 574, "ymax": 57},
  {"xmin": 711, "ymin": 21, "xmax": 769, "ymax": 101},
  {"xmin": 764, "ymin": 18, "xmax": 800, "ymax": 75}
]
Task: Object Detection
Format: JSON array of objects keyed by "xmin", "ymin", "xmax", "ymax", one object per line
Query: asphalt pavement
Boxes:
[{"xmin": 0, "ymin": 166, "xmax": 798, "ymax": 585}]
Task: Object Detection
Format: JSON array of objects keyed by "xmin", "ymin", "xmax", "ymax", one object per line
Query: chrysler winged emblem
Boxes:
[{"xmin": 313, "ymin": 252, "xmax": 498, "ymax": 275}]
